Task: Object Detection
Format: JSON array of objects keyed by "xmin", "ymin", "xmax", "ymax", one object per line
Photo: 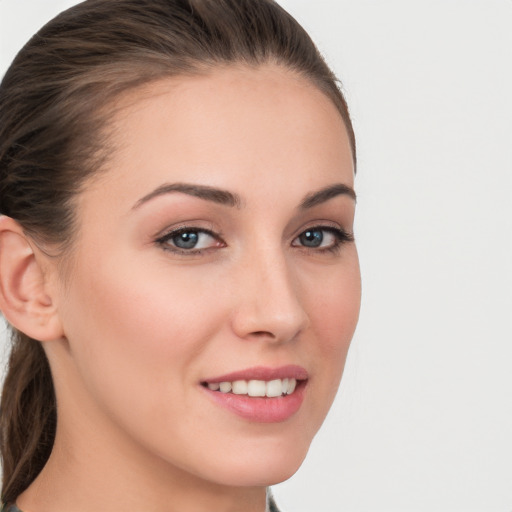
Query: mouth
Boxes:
[{"xmin": 200, "ymin": 366, "xmax": 308, "ymax": 423}]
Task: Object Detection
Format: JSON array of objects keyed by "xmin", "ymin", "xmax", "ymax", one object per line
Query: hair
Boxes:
[{"xmin": 0, "ymin": 0, "xmax": 355, "ymax": 503}]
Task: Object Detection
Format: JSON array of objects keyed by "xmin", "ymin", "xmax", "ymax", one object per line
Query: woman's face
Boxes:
[{"xmin": 49, "ymin": 65, "xmax": 360, "ymax": 487}]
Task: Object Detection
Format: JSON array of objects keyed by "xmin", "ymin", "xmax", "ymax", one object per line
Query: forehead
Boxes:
[{"xmin": 84, "ymin": 65, "xmax": 354, "ymax": 210}]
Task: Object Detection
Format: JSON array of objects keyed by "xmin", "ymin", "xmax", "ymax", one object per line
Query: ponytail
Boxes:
[{"xmin": 0, "ymin": 330, "xmax": 56, "ymax": 503}]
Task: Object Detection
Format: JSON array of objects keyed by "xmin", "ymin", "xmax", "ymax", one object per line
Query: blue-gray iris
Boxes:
[
  {"xmin": 174, "ymin": 231, "xmax": 199, "ymax": 249},
  {"xmin": 299, "ymin": 229, "xmax": 323, "ymax": 247}
]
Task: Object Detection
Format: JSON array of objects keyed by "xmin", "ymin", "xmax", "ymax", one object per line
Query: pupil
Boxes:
[
  {"xmin": 173, "ymin": 231, "xmax": 199, "ymax": 249},
  {"xmin": 300, "ymin": 229, "xmax": 323, "ymax": 247}
]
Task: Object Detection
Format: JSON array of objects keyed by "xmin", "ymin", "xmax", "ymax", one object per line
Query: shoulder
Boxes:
[{"xmin": 267, "ymin": 492, "xmax": 282, "ymax": 512}]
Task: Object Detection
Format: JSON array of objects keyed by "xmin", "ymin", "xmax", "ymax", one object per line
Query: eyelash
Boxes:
[
  {"xmin": 155, "ymin": 227, "xmax": 223, "ymax": 255},
  {"xmin": 155, "ymin": 225, "xmax": 354, "ymax": 256},
  {"xmin": 292, "ymin": 226, "xmax": 354, "ymax": 255}
]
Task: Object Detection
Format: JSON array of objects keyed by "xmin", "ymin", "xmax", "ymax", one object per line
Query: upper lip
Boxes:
[{"xmin": 203, "ymin": 365, "xmax": 308, "ymax": 384}]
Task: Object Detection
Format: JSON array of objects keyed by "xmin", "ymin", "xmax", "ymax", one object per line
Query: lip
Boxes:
[
  {"xmin": 201, "ymin": 365, "xmax": 308, "ymax": 423},
  {"xmin": 203, "ymin": 365, "xmax": 309, "ymax": 384}
]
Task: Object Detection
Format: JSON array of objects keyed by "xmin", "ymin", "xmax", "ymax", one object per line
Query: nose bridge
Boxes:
[{"xmin": 231, "ymin": 241, "xmax": 309, "ymax": 342}]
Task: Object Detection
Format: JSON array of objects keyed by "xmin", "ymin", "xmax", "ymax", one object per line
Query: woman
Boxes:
[{"xmin": 0, "ymin": 0, "xmax": 360, "ymax": 510}]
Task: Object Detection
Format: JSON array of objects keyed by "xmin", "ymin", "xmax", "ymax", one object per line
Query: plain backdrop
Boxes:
[{"xmin": 1, "ymin": 1, "xmax": 511, "ymax": 511}]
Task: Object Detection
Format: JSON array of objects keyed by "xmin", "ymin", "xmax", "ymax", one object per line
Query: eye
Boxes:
[
  {"xmin": 292, "ymin": 226, "xmax": 353, "ymax": 252},
  {"xmin": 297, "ymin": 229, "xmax": 327, "ymax": 248},
  {"xmin": 156, "ymin": 227, "xmax": 223, "ymax": 253}
]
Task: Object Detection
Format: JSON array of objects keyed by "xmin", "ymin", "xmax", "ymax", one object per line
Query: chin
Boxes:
[{"xmin": 196, "ymin": 437, "xmax": 311, "ymax": 488}]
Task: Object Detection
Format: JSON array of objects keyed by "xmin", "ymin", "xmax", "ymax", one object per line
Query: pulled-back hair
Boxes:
[{"xmin": 0, "ymin": 0, "xmax": 355, "ymax": 502}]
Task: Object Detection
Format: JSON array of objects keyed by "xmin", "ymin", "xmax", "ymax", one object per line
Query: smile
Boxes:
[{"xmin": 201, "ymin": 366, "xmax": 308, "ymax": 422}]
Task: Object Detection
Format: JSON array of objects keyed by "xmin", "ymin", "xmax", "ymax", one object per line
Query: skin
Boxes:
[{"xmin": 14, "ymin": 65, "xmax": 361, "ymax": 512}]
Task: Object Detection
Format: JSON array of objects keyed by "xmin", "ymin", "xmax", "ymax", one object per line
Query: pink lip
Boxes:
[
  {"xmin": 201, "ymin": 365, "xmax": 308, "ymax": 423},
  {"xmin": 203, "ymin": 365, "xmax": 309, "ymax": 384}
]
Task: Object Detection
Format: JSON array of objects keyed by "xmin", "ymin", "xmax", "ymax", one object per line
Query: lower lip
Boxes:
[{"xmin": 202, "ymin": 381, "xmax": 307, "ymax": 423}]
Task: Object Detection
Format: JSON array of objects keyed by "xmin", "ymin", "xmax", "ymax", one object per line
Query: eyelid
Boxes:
[
  {"xmin": 154, "ymin": 220, "xmax": 217, "ymax": 239},
  {"xmin": 152, "ymin": 220, "xmax": 353, "ymax": 257},
  {"xmin": 291, "ymin": 220, "xmax": 353, "ymax": 239},
  {"xmin": 154, "ymin": 223, "xmax": 225, "ymax": 255},
  {"xmin": 291, "ymin": 223, "xmax": 354, "ymax": 252}
]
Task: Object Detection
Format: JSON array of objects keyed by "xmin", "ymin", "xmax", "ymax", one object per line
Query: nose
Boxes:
[{"xmin": 230, "ymin": 250, "xmax": 310, "ymax": 343}]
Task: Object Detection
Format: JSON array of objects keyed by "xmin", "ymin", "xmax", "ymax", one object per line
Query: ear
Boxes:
[{"xmin": 0, "ymin": 216, "xmax": 64, "ymax": 342}]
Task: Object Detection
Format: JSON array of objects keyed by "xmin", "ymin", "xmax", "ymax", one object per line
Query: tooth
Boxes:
[
  {"xmin": 247, "ymin": 380, "xmax": 266, "ymax": 397},
  {"xmin": 287, "ymin": 378, "xmax": 297, "ymax": 394},
  {"xmin": 219, "ymin": 381, "xmax": 232, "ymax": 393},
  {"xmin": 266, "ymin": 379, "xmax": 283, "ymax": 398},
  {"xmin": 207, "ymin": 382, "xmax": 220, "ymax": 391},
  {"xmin": 282, "ymin": 378, "xmax": 289, "ymax": 392},
  {"xmin": 232, "ymin": 380, "xmax": 248, "ymax": 395}
]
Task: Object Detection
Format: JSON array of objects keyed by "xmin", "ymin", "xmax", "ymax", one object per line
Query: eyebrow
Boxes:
[
  {"xmin": 132, "ymin": 181, "xmax": 356, "ymax": 210},
  {"xmin": 299, "ymin": 183, "xmax": 356, "ymax": 209},
  {"xmin": 133, "ymin": 182, "xmax": 243, "ymax": 210}
]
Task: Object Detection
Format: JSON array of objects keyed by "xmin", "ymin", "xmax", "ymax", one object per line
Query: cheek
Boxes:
[
  {"xmin": 58, "ymin": 252, "xmax": 228, "ymax": 414},
  {"xmin": 305, "ymin": 250, "xmax": 361, "ymax": 353},
  {"xmin": 300, "ymin": 251, "xmax": 361, "ymax": 420},
  {"xmin": 74, "ymin": 249, "xmax": 225, "ymax": 342}
]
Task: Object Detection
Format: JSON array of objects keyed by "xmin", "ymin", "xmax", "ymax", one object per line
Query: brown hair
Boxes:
[{"xmin": 0, "ymin": 0, "xmax": 355, "ymax": 502}]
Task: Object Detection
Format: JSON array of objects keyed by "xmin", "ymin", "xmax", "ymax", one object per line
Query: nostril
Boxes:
[{"xmin": 250, "ymin": 330, "xmax": 275, "ymax": 337}]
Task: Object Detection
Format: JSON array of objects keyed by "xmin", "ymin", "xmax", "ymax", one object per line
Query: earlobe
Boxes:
[{"xmin": 0, "ymin": 215, "xmax": 64, "ymax": 342}]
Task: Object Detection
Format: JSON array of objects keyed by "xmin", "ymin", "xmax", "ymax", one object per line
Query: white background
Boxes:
[{"xmin": 1, "ymin": 1, "xmax": 511, "ymax": 511}]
